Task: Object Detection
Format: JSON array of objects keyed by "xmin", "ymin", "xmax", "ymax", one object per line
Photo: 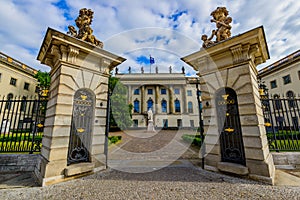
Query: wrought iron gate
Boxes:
[
  {"xmin": 67, "ymin": 89, "xmax": 95, "ymax": 165},
  {"xmin": 0, "ymin": 97, "xmax": 47, "ymax": 153},
  {"xmin": 215, "ymin": 88, "xmax": 246, "ymax": 165}
]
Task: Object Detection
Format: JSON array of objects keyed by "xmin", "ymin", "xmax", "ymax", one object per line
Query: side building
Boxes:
[
  {"xmin": 0, "ymin": 51, "xmax": 38, "ymax": 98},
  {"xmin": 258, "ymin": 49, "xmax": 300, "ymax": 132},
  {"xmin": 258, "ymin": 49, "xmax": 300, "ymax": 97},
  {"xmin": 0, "ymin": 51, "xmax": 39, "ymax": 133},
  {"xmin": 115, "ymin": 72, "xmax": 200, "ymax": 129}
]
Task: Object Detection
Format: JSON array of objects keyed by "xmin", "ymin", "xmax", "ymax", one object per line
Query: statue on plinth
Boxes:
[
  {"xmin": 67, "ymin": 8, "xmax": 103, "ymax": 48},
  {"xmin": 147, "ymin": 108, "xmax": 155, "ymax": 132},
  {"xmin": 201, "ymin": 7, "xmax": 232, "ymax": 48}
]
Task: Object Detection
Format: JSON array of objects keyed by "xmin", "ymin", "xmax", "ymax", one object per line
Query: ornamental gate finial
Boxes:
[
  {"xmin": 201, "ymin": 7, "xmax": 232, "ymax": 48},
  {"xmin": 67, "ymin": 8, "xmax": 103, "ymax": 48}
]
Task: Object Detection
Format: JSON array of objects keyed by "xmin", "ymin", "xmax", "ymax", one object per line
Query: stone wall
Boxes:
[
  {"xmin": 272, "ymin": 152, "xmax": 300, "ymax": 169},
  {"xmin": 0, "ymin": 154, "xmax": 40, "ymax": 172}
]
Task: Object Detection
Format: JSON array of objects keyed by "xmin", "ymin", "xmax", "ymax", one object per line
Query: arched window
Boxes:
[
  {"xmin": 20, "ymin": 96, "xmax": 27, "ymax": 112},
  {"xmin": 188, "ymin": 101, "xmax": 193, "ymax": 113},
  {"xmin": 147, "ymin": 98, "xmax": 153, "ymax": 111},
  {"xmin": 133, "ymin": 99, "xmax": 140, "ymax": 113},
  {"xmin": 274, "ymin": 94, "xmax": 281, "ymax": 110},
  {"xmin": 286, "ymin": 91, "xmax": 295, "ymax": 108},
  {"xmin": 161, "ymin": 99, "xmax": 167, "ymax": 113},
  {"xmin": 5, "ymin": 93, "xmax": 13, "ymax": 109},
  {"xmin": 175, "ymin": 99, "xmax": 181, "ymax": 113}
]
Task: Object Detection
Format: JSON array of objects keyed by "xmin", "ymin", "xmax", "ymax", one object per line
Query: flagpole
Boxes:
[{"xmin": 150, "ymin": 55, "xmax": 151, "ymax": 74}]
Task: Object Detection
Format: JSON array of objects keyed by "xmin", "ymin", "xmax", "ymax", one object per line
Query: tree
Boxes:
[
  {"xmin": 34, "ymin": 71, "xmax": 51, "ymax": 98},
  {"xmin": 109, "ymin": 76, "xmax": 133, "ymax": 130}
]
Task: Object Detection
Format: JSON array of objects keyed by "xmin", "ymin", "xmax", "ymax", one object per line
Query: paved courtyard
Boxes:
[{"xmin": 0, "ymin": 130, "xmax": 300, "ymax": 199}]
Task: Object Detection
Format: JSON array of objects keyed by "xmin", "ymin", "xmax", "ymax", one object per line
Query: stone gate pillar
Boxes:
[
  {"xmin": 35, "ymin": 28, "xmax": 125, "ymax": 186},
  {"xmin": 182, "ymin": 26, "xmax": 275, "ymax": 184}
]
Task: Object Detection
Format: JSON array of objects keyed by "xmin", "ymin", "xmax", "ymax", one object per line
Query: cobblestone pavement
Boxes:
[{"xmin": 0, "ymin": 130, "xmax": 300, "ymax": 199}]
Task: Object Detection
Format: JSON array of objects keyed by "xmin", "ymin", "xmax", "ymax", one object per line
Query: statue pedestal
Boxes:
[
  {"xmin": 182, "ymin": 26, "xmax": 275, "ymax": 185},
  {"xmin": 147, "ymin": 120, "xmax": 156, "ymax": 132},
  {"xmin": 35, "ymin": 28, "xmax": 125, "ymax": 186}
]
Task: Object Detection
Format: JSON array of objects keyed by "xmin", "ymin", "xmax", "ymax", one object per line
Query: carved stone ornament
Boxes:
[
  {"xmin": 67, "ymin": 8, "xmax": 104, "ymax": 48},
  {"xmin": 201, "ymin": 7, "xmax": 232, "ymax": 48}
]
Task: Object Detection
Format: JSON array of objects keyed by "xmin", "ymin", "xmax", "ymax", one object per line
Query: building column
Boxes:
[
  {"xmin": 182, "ymin": 85, "xmax": 187, "ymax": 113},
  {"xmin": 155, "ymin": 85, "xmax": 160, "ymax": 114},
  {"xmin": 128, "ymin": 85, "xmax": 132, "ymax": 104},
  {"xmin": 168, "ymin": 86, "xmax": 174, "ymax": 113},
  {"xmin": 141, "ymin": 85, "xmax": 145, "ymax": 113}
]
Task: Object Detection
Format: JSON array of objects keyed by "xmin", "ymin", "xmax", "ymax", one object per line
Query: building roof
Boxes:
[
  {"xmin": 258, "ymin": 49, "xmax": 300, "ymax": 77},
  {"xmin": 0, "ymin": 51, "xmax": 38, "ymax": 77}
]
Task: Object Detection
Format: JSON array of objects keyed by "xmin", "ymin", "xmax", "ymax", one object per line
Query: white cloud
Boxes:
[{"xmin": 0, "ymin": 0, "xmax": 299, "ymax": 72}]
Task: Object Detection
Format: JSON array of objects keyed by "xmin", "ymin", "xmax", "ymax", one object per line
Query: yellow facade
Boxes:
[{"xmin": 0, "ymin": 52, "xmax": 38, "ymax": 98}]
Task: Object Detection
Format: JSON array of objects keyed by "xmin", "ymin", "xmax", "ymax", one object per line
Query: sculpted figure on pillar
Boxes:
[
  {"xmin": 201, "ymin": 7, "xmax": 232, "ymax": 48},
  {"xmin": 67, "ymin": 8, "xmax": 103, "ymax": 48}
]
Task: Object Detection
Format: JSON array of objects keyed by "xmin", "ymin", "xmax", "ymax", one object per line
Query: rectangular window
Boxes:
[
  {"xmin": 133, "ymin": 119, "xmax": 138, "ymax": 127},
  {"xmin": 298, "ymin": 71, "xmax": 300, "ymax": 80},
  {"xmin": 187, "ymin": 90, "xmax": 192, "ymax": 96},
  {"xmin": 270, "ymin": 80, "xmax": 277, "ymax": 89},
  {"xmin": 174, "ymin": 88, "xmax": 180, "ymax": 94},
  {"xmin": 10, "ymin": 77, "xmax": 17, "ymax": 86},
  {"xmin": 190, "ymin": 120, "xmax": 194, "ymax": 128},
  {"xmin": 161, "ymin": 88, "xmax": 166, "ymax": 95},
  {"xmin": 283, "ymin": 74, "xmax": 291, "ymax": 85},
  {"xmin": 24, "ymin": 82, "xmax": 30, "ymax": 90},
  {"xmin": 0, "ymin": 73, "xmax": 2, "ymax": 82},
  {"xmin": 148, "ymin": 89, "xmax": 153, "ymax": 95},
  {"xmin": 177, "ymin": 119, "xmax": 182, "ymax": 128},
  {"xmin": 134, "ymin": 89, "xmax": 140, "ymax": 95},
  {"xmin": 35, "ymin": 86, "xmax": 39, "ymax": 93}
]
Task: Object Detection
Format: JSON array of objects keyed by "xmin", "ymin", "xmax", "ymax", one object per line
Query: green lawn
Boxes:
[{"xmin": 269, "ymin": 139, "xmax": 300, "ymax": 151}]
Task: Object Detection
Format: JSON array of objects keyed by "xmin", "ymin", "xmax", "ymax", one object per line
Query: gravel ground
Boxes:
[
  {"xmin": 0, "ymin": 166, "xmax": 300, "ymax": 200},
  {"xmin": 1, "ymin": 130, "xmax": 300, "ymax": 199}
]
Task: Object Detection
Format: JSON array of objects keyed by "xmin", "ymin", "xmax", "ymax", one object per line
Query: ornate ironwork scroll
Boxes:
[
  {"xmin": 215, "ymin": 87, "xmax": 246, "ymax": 165},
  {"xmin": 67, "ymin": 89, "xmax": 95, "ymax": 165}
]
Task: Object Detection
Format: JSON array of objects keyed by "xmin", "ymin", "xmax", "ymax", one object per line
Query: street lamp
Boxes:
[{"xmin": 190, "ymin": 78, "xmax": 205, "ymax": 169}]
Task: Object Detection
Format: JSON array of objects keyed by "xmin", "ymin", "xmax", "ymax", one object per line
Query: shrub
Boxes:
[{"xmin": 182, "ymin": 134, "xmax": 202, "ymax": 147}]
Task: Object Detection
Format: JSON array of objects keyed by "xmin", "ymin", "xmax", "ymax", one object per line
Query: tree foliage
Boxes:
[
  {"xmin": 34, "ymin": 71, "xmax": 51, "ymax": 98},
  {"xmin": 109, "ymin": 76, "xmax": 133, "ymax": 130}
]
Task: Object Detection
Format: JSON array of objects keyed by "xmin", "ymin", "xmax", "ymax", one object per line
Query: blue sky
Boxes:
[{"xmin": 0, "ymin": 0, "xmax": 299, "ymax": 76}]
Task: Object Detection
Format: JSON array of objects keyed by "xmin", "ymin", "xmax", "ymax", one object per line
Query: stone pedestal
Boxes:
[
  {"xmin": 147, "ymin": 120, "xmax": 156, "ymax": 132},
  {"xmin": 35, "ymin": 28, "xmax": 125, "ymax": 186},
  {"xmin": 182, "ymin": 26, "xmax": 275, "ymax": 184}
]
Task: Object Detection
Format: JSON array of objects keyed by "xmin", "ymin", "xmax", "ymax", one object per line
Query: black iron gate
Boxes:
[
  {"xmin": 215, "ymin": 88, "xmax": 246, "ymax": 165},
  {"xmin": 261, "ymin": 96, "xmax": 300, "ymax": 151},
  {"xmin": 0, "ymin": 97, "xmax": 47, "ymax": 153},
  {"xmin": 67, "ymin": 89, "xmax": 95, "ymax": 165}
]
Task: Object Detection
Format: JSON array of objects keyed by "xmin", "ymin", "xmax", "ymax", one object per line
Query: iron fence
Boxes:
[
  {"xmin": 0, "ymin": 96, "xmax": 47, "ymax": 153},
  {"xmin": 261, "ymin": 96, "xmax": 300, "ymax": 152}
]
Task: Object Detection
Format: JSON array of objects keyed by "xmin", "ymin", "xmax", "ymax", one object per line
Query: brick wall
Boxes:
[{"xmin": 0, "ymin": 154, "xmax": 40, "ymax": 172}]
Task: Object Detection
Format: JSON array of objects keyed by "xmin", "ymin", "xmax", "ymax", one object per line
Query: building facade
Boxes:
[
  {"xmin": 0, "ymin": 51, "xmax": 38, "ymax": 98},
  {"xmin": 0, "ymin": 52, "xmax": 40, "ymax": 133},
  {"xmin": 115, "ymin": 72, "xmax": 200, "ymax": 129},
  {"xmin": 258, "ymin": 49, "xmax": 300, "ymax": 97},
  {"xmin": 258, "ymin": 49, "xmax": 300, "ymax": 134}
]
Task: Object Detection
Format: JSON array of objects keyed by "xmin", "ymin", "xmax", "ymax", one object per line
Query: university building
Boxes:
[
  {"xmin": 258, "ymin": 49, "xmax": 300, "ymax": 132},
  {"xmin": 0, "ymin": 51, "xmax": 38, "ymax": 98},
  {"xmin": 258, "ymin": 49, "xmax": 300, "ymax": 97},
  {"xmin": 0, "ymin": 52, "xmax": 39, "ymax": 133},
  {"xmin": 115, "ymin": 71, "xmax": 200, "ymax": 129}
]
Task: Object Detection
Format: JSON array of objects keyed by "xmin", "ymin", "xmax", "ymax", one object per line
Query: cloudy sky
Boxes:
[{"xmin": 0, "ymin": 0, "xmax": 299, "ymax": 76}]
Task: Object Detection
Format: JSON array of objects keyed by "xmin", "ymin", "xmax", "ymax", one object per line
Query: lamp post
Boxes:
[
  {"xmin": 104, "ymin": 81, "xmax": 112, "ymax": 168},
  {"xmin": 195, "ymin": 78, "xmax": 205, "ymax": 169}
]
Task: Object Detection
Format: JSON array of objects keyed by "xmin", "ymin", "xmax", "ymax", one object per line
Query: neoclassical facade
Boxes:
[
  {"xmin": 115, "ymin": 72, "xmax": 200, "ymax": 129},
  {"xmin": 258, "ymin": 49, "xmax": 300, "ymax": 97},
  {"xmin": 0, "ymin": 51, "xmax": 38, "ymax": 98}
]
